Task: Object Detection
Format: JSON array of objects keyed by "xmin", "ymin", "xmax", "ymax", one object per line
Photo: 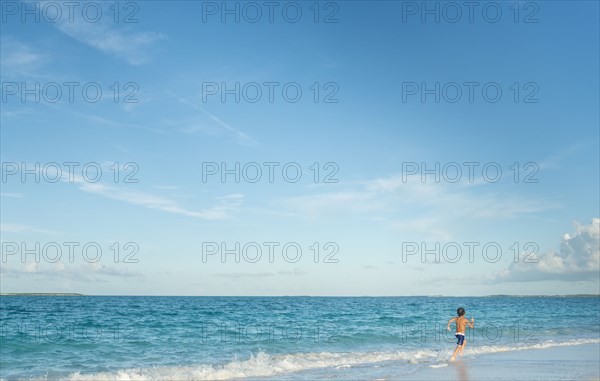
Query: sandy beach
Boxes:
[{"xmin": 410, "ymin": 342, "xmax": 600, "ymax": 381}]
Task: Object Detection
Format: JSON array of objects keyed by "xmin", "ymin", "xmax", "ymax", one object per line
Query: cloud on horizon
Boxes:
[
  {"xmin": 0, "ymin": 261, "xmax": 144, "ymax": 283},
  {"xmin": 212, "ymin": 268, "xmax": 307, "ymax": 279},
  {"xmin": 495, "ymin": 218, "xmax": 599, "ymax": 282}
]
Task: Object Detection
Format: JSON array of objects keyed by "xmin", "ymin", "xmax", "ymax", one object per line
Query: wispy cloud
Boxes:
[
  {"xmin": 0, "ymin": 223, "xmax": 59, "ymax": 235},
  {"xmin": 153, "ymin": 185, "xmax": 180, "ymax": 191},
  {"xmin": 538, "ymin": 142, "xmax": 586, "ymax": 170},
  {"xmin": 77, "ymin": 181, "xmax": 243, "ymax": 220},
  {"xmin": 48, "ymin": 4, "xmax": 164, "ymax": 65},
  {"xmin": 275, "ymin": 173, "xmax": 559, "ymax": 240},
  {"xmin": 279, "ymin": 174, "xmax": 556, "ymax": 218},
  {"xmin": 176, "ymin": 96, "xmax": 258, "ymax": 146},
  {"xmin": 212, "ymin": 272, "xmax": 276, "ymax": 279},
  {"xmin": 391, "ymin": 217, "xmax": 452, "ymax": 241},
  {"xmin": 0, "ymin": 193, "xmax": 24, "ymax": 198},
  {"xmin": 78, "ymin": 113, "xmax": 166, "ymax": 134},
  {"xmin": 278, "ymin": 190, "xmax": 382, "ymax": 218},
  {"xmin": 0, "ymin": 36, "xmax": 47, "ymax": 77},
  {"xmin": 0, "ymin": 108, "xmax": 35, "ymax": 120},
  {"xmin": 3, "ymin": 165, "xmax": 239, "ymax": 220},
  {"xmin": 212, "ymin": 268, "xmax": 307, "ymax": 279},
  {"xmin": 198, "ymin": 107, "xmax": 258, "ymax": 146}
]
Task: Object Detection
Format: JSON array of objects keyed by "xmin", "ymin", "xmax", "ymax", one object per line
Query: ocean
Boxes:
[{"xmin": 1, "ymin": 296, "xmax": 598, "ymax": 380}]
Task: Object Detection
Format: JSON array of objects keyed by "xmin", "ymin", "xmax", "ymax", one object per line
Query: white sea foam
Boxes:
[
  {"xmin": 428, "ymin": 363, "xmax": 449, "ymax": 368},
  {"xmin": 60, "ymin": 338, "xmax": 600, "ymax": 381},
  {"xmin": 467, "ymin": 338, "xmax": 600, "ymax": 355}
]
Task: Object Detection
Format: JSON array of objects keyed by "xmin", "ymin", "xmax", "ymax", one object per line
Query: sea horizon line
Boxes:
[{"xmin": 2, "ymin": 293, "xmax": 599, "ymax": 298}]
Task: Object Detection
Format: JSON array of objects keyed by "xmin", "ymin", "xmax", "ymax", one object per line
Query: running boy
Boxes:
[{"xmin": 446, "ymin": 307, "xmax": 474, "ymax": 361}]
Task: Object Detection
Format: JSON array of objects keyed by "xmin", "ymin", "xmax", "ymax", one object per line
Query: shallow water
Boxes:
[{"xmin": 1, "ymin": 296, "xmax": 598, "ymax": 380}]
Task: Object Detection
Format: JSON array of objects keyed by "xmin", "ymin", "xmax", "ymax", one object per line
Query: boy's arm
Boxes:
[
  {"xmin": 446, "ymin": 318, "xmax": 456, "ymax": 331},
  {"xmin": 468, "ymin": 317, "xmax": 475, "ymax": 329}
]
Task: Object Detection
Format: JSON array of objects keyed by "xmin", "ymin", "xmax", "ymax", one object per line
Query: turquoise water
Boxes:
[{"xmin": 1, "ymin": 296, "xmax": 599, "ymax": 380}]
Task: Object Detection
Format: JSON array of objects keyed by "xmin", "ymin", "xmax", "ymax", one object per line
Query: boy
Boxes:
[{"xmin": 446, "ymin": 307, "xmax": 474, "ymax": 362}]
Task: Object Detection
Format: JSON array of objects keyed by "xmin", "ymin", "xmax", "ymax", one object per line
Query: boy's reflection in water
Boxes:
[{"xmin": 454, "ymin": 360, "xmax": 470, "ymax": 381}]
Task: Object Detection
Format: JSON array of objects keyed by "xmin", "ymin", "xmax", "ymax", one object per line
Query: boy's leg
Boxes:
[
  {"xmin": 450, "ymin": 345, "xmax": 461, "ymax": 361},
  {"xmin": 459, "ymin": 339, "xmax": 467, "ymax": 357}
]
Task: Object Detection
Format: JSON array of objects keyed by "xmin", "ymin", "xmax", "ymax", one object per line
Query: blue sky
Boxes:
[{"xmin": 1, "ymin": 1, "xmax": 598, "ymax": 296}]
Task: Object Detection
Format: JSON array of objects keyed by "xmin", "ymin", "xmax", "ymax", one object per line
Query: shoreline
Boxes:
[
  {"xmin": 13, "ymin": 339, "xmax": 596, "ymax": 380},
  {"xmin": 252, "ymin": 341, "xmax": 600, "ymax": 380},
  {"xmin": 411, "ymin": 342, "xmax": 600, "ymax": 381}
]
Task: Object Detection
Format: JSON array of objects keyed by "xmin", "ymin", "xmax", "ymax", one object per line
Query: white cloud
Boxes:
[
  {"xmin": 496, "ymin": 219, "xmax": 600, "ymax": 282},
  {"xmin": 23, "ymin": 262, "xmax": 40, "ymax": 273}
]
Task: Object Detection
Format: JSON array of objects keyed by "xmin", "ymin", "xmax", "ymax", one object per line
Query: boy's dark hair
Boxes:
[{"xmin": 457, "ymin": 307, "xmax": 465, "ymax": 316}]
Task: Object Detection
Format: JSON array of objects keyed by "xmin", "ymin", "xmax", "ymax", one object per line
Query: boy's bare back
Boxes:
[
  {"xmin": 447, "ymin": 308, "xmax": 474, "ymax": 333},
  {"xmin": 454, "ymin": 316, "xmax": 470, "ymax": 333}
]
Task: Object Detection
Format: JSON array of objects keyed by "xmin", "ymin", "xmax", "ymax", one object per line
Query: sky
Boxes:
[{"xmin": 1, "ymin": 0, "xmax": 598, "ymax": 296}]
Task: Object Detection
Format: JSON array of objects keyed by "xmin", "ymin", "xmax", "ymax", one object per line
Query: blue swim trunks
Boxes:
[{"xmin": 455, "ymin": 333, "xmax": 465, "ymax": 346}]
